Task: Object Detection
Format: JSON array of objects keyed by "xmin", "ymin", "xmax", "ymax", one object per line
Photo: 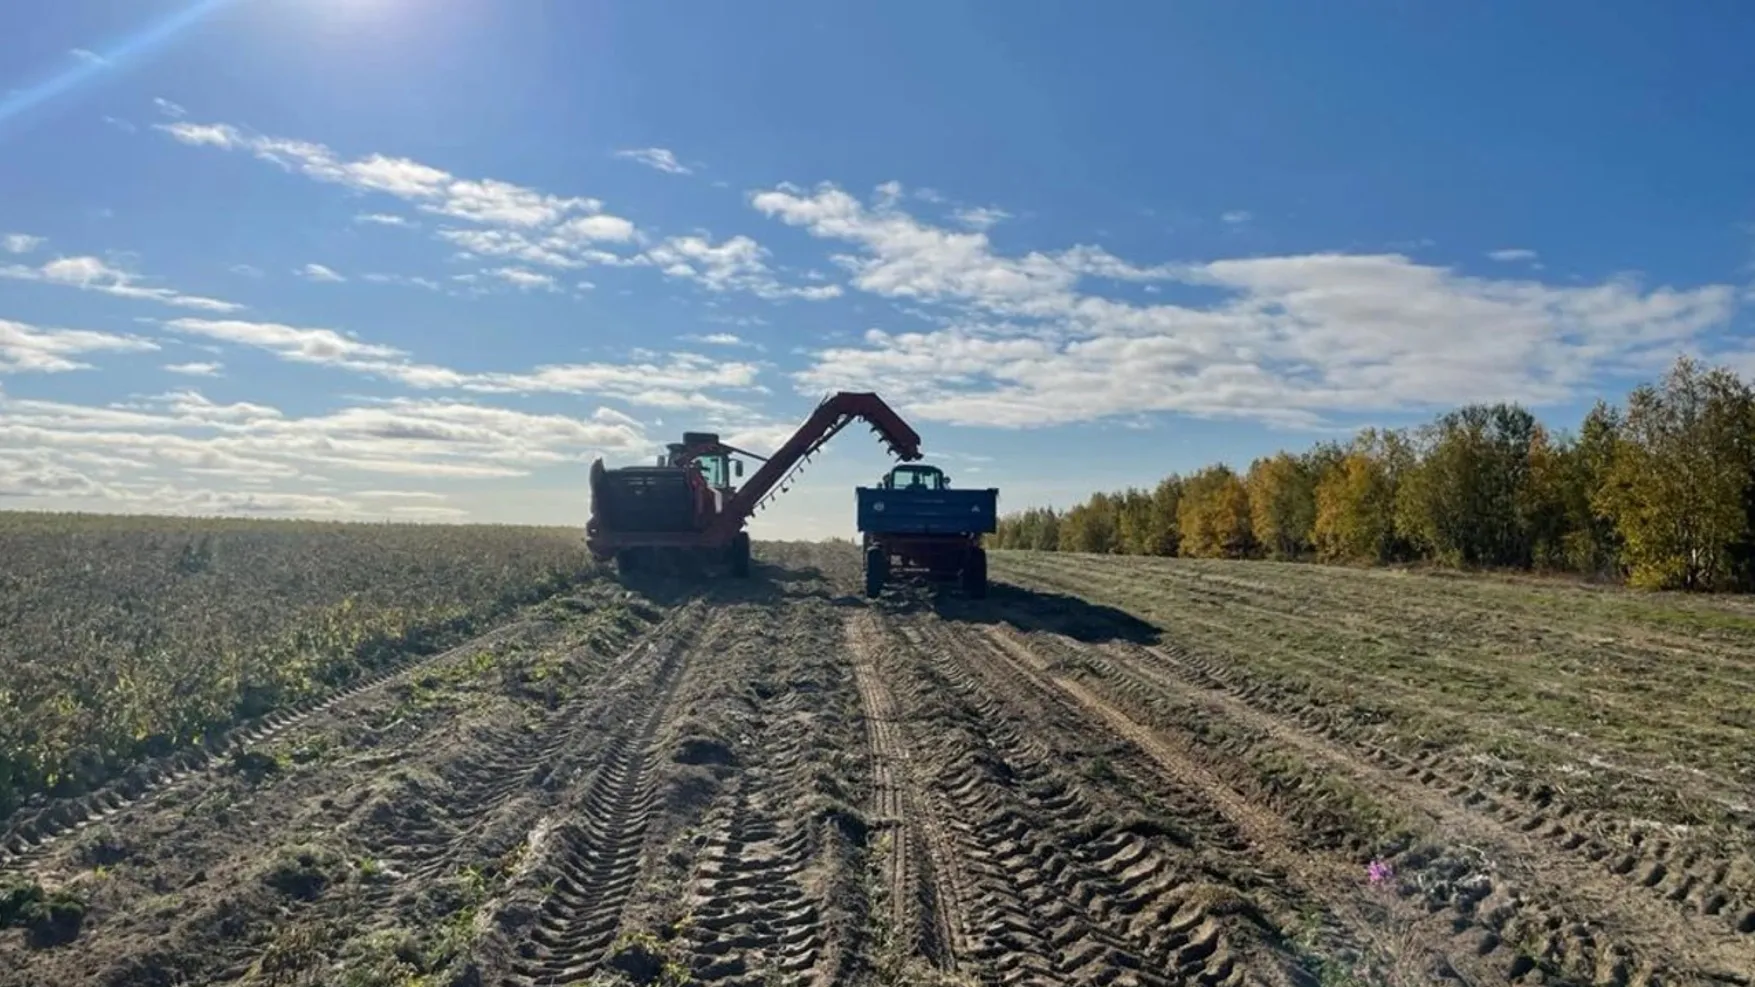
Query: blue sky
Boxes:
[{"xmin": 2, "ymin": 0, "xmax": 1753, "ymax": 538}]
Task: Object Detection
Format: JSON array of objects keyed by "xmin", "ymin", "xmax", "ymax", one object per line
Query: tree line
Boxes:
[{"xmin": 988, "ymin": 355, "xmax": 1755, "ymax": 591}]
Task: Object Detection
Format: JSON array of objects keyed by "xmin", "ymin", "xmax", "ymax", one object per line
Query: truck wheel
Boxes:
[
  {"xmin": 729, "ymin": 532, "xmax": 751, "ymax": 578},
  {"xmin": 864, "ymin": 548, "xmax": 888, "ymax": 598},
  {"xmin": 961, "ymin": 547, "xmax": 988, "ymax": 599},
  {"xmin": 615, "ymin": 548, "xmax": 639, "ymax": 575}
]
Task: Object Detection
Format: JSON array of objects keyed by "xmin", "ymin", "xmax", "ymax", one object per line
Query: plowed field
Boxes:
[{"xmin": 3, "ymin": 544, "xmax": 1753, "ymax": 987}]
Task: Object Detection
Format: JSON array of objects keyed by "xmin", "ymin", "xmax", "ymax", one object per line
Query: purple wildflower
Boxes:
[{"xmin": 1366, "ymin": 858, "xmax": 1393, "ymax": 885}]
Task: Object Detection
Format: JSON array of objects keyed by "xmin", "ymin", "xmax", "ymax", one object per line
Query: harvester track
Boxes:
[
  {"xmin": 973, "ymin": 593, "xmax": 1755, "ymax": 985},
  {"xmin": 849, "ymin": 611, "xmax": 975, "ymax": 976},
  {"xmin": 677, "ymin": 697, "xmax": 825, "ymax": 986},
  {"xmin": 507, "ymin": 608, "xmax": 707, "ymax": 986}
]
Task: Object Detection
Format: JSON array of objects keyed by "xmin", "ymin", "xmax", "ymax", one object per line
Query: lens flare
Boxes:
[{"xmin": 0, "ymin": 0, "xmax": 240, "ymax": 131}]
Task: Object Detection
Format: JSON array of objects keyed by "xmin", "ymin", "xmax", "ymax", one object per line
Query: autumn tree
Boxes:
[
  {"xmin": 991, "ymin": 507, "xmax": 1062, "ymax": 551},
  {"xmin": 1245, "ymin": 453, "xmax": 1316, "ymax": 559},
  {"xmin": 1312, "ymin": 430, "xmax": 1410, "ymax": 563},
  {"xmin": 1556, "ymin": 401, "xmax": 1625, "ymax": 576},
  {"xmin": 1147, "ymin": 475, "xmax": 1185, "ymax": 556},
  {"xmin": 1596, "ymin": 356, "xmax": 1755, "ymax": 589},
  {"xmin": 1059, "ymin": 493, "xmax": 1121, "ymax": 554},
  {"xmin": 1396, "ymin": 403, "xmax": 1548, "ymax": 568},
  {"xmin": 1177, "ymin": 466, "xmax": 1254, "ymax": 558},
  {"xmin": 1114, "ymin": 487, "xmax": 1159, "ymax": 555},
  {"xmin": 986, "ymin": 353, "xmax": 1755, "ymax": 591}
]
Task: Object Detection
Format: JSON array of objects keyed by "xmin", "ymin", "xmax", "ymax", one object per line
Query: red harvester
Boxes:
[{"xmin": 585, "ymin": 391, "xmax": 922, "ymax": 576}]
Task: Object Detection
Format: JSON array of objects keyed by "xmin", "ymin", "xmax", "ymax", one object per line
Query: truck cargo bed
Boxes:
[{"xmin": 856, "ymin": 486, "xmax": 998, "ymax": 535}]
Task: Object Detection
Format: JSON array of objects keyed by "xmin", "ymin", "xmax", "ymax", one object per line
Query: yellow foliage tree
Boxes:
[
  {"xmin": 1177, "ymin": 466, "xmax": 1253, "ymax": 558},
  {"xmin": 1595, "ymin": 356, "xmax": 1755, "ymax": 589},
  {"xmin": 1245, "ymin": 453, "xmax": 1315, "ymax": 559},
  {"xmin": 1313, "ymin": 451, "xmax": 1395, "ymax": 563}
]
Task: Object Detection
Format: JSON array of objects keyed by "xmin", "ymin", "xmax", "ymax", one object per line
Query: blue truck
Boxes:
[{"xmin": 855, "ymin": 463, "xmax": 997, "ymax": 598}]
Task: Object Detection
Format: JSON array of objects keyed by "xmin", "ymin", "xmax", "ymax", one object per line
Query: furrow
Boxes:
[
  {"xmin": 886, "ymin": 616, "xmax": 1259, "ymax": 987},
  {"xmin": 916, "ymin": 620, "xmax": 1266, "ymax": 987},
  {"xmin": 848, "ymin": 609, "xmax": 974, "ymax": 975},
  {"xmin": 1131, "ymin": 636, "xmax": 1755, "ymax": 942},
  {"xmin": 506, "ymin": 613, "xmax": 697, "ymax": 985},
  {"xmin": 201, "ymin": 606, "xmax": 703, "ymax": 987},
  {"xmin": 972, "ymin": 619, "xmax": 1753, "ymax": 986}
]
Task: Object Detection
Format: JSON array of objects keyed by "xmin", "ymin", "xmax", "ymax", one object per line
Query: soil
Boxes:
[{"xmin": 2, "ymin": 544, "xmax": 1751, "ymax": 986}]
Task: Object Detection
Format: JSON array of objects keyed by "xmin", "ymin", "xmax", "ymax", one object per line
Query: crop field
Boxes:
[{"xmin": 3, "ymin": 530, "xmax": 1754, "ymax": 987}]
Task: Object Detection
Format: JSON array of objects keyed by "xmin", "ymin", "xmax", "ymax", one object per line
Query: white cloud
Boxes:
[
  {"xmin": 0, "ymin": 387, "xmax": 656, "ymax": 516},
  {"xmin": 758, "ymin": 183, "xmax": 1740, "ymax": 429},
  {"xmin": 156, "ymin": 119, "xmax": 828, "ymax": 303},
  {"xmin": 0, "ymin": 318, "xmax": 157, "ymax": 374},
  {"xmin": 298, "ymin": 262, "xmax": 346, "ymax": 283},
  {"xmin": 0, "ymin": 255, "xmax": 242, "ymax": 312},
  {"xmin": 953, "ymin": 206, "xmax": 1011, "ymax": 231},
  {"xmin": 361, "ymin": 272, "xmax": 441, "ymax": 291},
  {"xmin": 439, "ymin": 228, "xmax": 587, "ymax": 269},
  {"xmin": 1488, "ymin": 248, "xmax": 1539, "ymax": 262},
  {"xmin": 551, "ymin": 213, "xmax": 638, "ymax": 244},
  {"xmin": 153, "ymin": 97, "xmax": 187, "ymax": 118},
  {"xmin": 1221, "ymin": 210, "xmax": 1253, "ymax": 225},
  {"xmin": 486, "ymin": 266, "xmax": 557, "ymax": 291},
  {"xmin": 645, "ymin": 233, "xmax": 843, "ymax": 300},
  {"xmin": 166, "ymin": 317, "xmax": 404, "ymax": 366},
  {"xmin": 69, "ymin": 48, "xmax": 108, "ymax": 65},
  {"xmin": 614, "ymin": 147, "xmax": 692, "ymax": 175},
  {"xmin": 752, "ymin": 181, "xmax": 1125, "ymax": 311},
  {"xmin": 2, "ymin": 234, "xmax": 44, "ymax": 255},
  {"xmin": 355, "ymin": 213, "xmax": 412, "ymax": 227},
  {"xmin": 164, "ymin": 361, "xmax": 223, "ymax": 376},
  {"xmin": 156, "ymin": 120, "xmax": 611, "ymax": 231},
  {"xmin": 683, "ymin": 332, "xmax": 750, "ymax": 347},
  {"xmin": 159, "ymin": 317, "xmax": 764, "ymax": 410},
  {"xmin": 229, "ymin": 263, "xmax": 264, "ymax": 278}
]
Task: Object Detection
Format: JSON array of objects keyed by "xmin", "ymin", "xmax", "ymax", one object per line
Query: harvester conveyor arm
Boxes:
[{"xmin": 706, "ymin": 391, "xmax": 922, "ymax": 538}]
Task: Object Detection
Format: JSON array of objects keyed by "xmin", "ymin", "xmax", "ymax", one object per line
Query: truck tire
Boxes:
[
  {"xmin": 729, "ymin": 532, "xmax": 751, "ymax": 578},
  {"xmin": 864, "ymin": 548, "xmax": 888, "ymax": 598},
  {"xmin": 615, "ymin": 548, "xmax": 639, "ymax": 575},
  {"xmin": 961, "ymin": 547, "xmax": 988, "ymax": 599}
]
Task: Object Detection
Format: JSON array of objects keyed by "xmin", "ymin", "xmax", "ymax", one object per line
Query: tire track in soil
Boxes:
[
  {"xmin": 202, "ymin": 604, "xmax": 718, "ymax": 986},
  {"xmin": 1002, "ymin": 558, "xmax": 1755, "ymax": 926},
  {"xmin": 972, "ymin": 618, "xmax": 1755, "ymax": 986},
  {"xmin": 990, "ymin": 584, "xmax": 1755, "ymax": 974},
  {"xmin": 346, "ymin": 603, "xmax": 715, "ymax": 918},
  {"xmin": 0, "ymin": 618, "xmax": 539, "ymax": 875},
  {"xmin": 1116, "ymin": 636, "xmax": 1755, "ymax": 946},
  {"xmin": 676, "ymin": 688, "xmax": 823, "ymax": 986},
  {"xmin": 882, "ymin": 614, "xmax": 1293, "ymax": 987},
  {"xmin": 847, "ymin": 610, "xmax": 973, "ymax": 977},
  {"xmin": 506, "ymin": 605, "xmax": 706, "ymax": 986},
  {"xmin": 1, "ymin": 595, "xmax": 683, "ymax": 987}
]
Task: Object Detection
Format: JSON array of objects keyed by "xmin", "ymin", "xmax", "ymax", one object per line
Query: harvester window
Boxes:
[{"xmin": 700, "ymin": 455, "xmax": 730, "ymax": 489}]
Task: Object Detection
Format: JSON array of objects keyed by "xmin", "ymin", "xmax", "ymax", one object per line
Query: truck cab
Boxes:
[{"xmin": 876, "ymin": 463, "xmax": 952, "ymax": 491}]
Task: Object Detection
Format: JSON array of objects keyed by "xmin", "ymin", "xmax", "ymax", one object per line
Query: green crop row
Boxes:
[{"xmin": 0, "ymin": 512, "xmax": 600, "ymax": 820}]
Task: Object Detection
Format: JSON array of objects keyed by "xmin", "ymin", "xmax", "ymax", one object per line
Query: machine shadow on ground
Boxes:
[
  {"xmin": 899, "ymin": 578, "xmax": 1163, "ymax": 645},
  {"xmin": 605, "ymin": 559, "xmax": 833, "ymax": 607}
]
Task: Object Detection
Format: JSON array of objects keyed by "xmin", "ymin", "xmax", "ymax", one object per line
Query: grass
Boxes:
[
  {"xmin": 0, "ymin": 510, "xmax": 601, "ymax": 820},
  {"xmin": 995, "ymin": 550, "xmax": 1755, "ymax": 830}
]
